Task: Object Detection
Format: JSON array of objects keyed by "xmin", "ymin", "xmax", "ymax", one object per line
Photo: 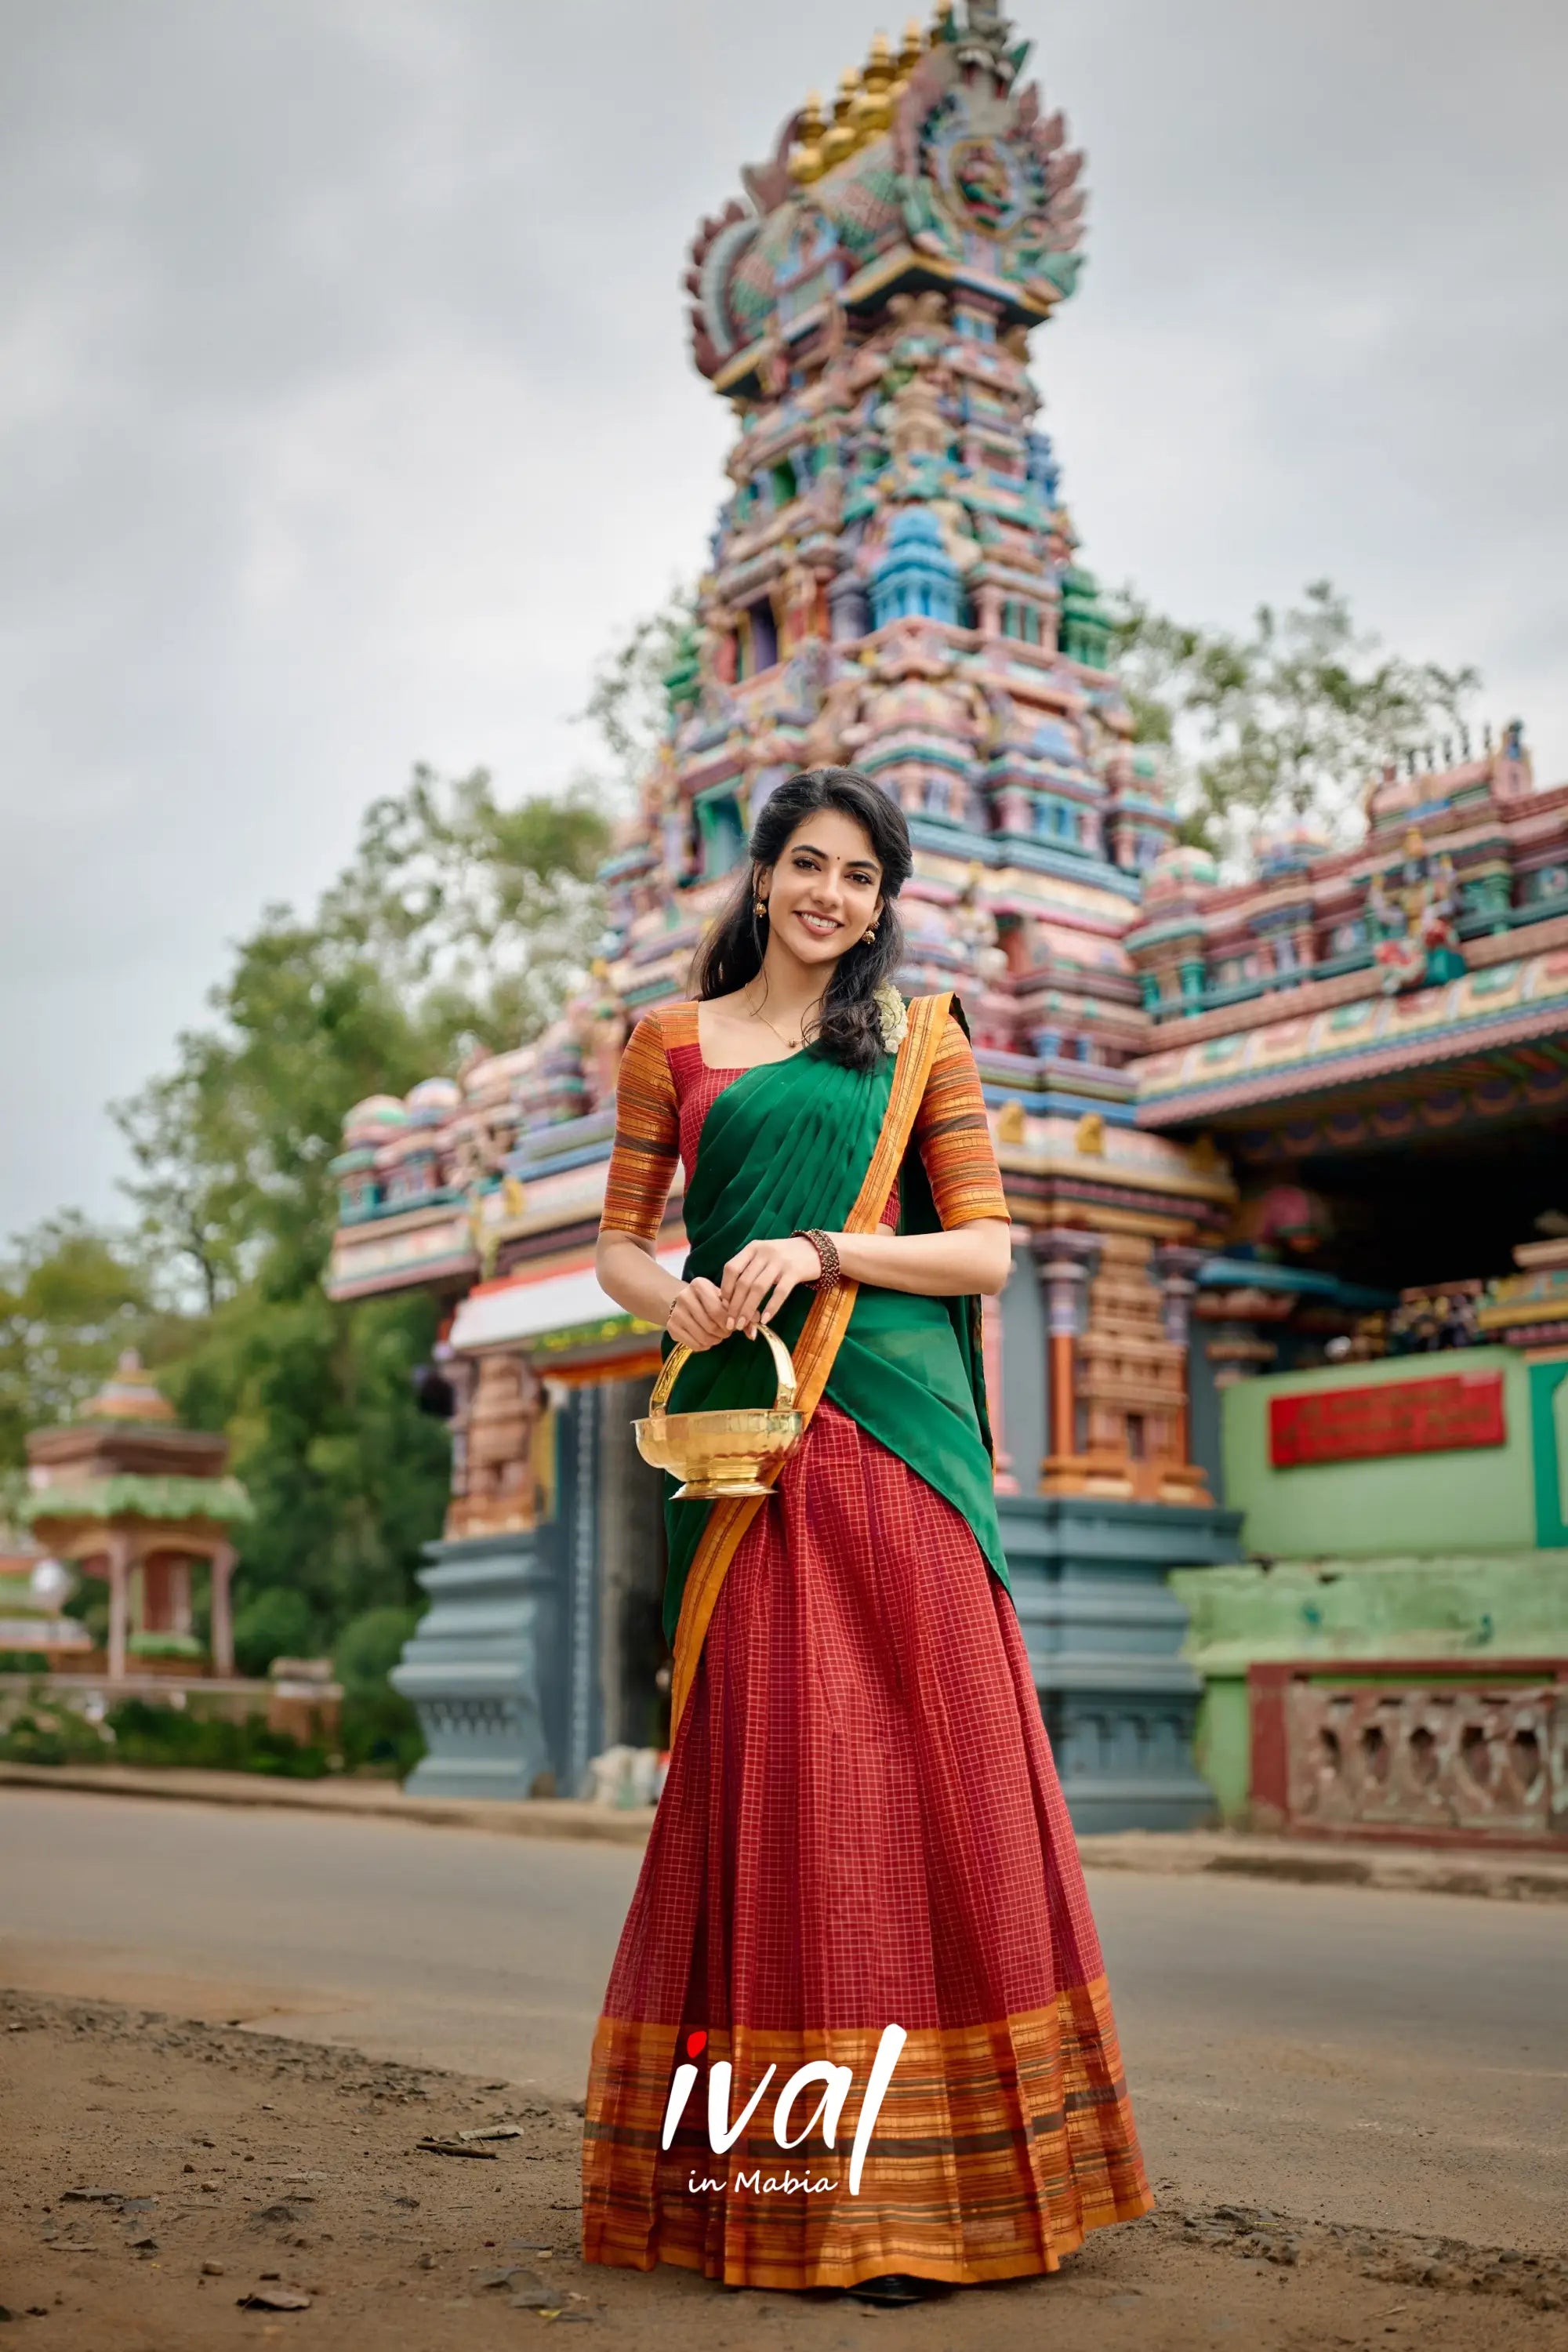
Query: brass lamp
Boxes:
[{"xmin": 634, "ymin": 1326, "xmax": 802, "ymax": 1499}]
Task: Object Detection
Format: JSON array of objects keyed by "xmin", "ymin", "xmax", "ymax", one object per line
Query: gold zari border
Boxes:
[{"xmin": 583, "ymin": 1976, "xmax": 1152, "ymax": 2290}]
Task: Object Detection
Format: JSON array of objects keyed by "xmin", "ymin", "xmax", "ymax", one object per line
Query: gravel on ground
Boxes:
[{"xmin": 3, "ymin": 1987, "xmax": 1565, "ymax": 2352}]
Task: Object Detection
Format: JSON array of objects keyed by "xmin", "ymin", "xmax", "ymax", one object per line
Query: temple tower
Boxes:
[{"xmin": 331, "ymin": 5, "xmax": 1240, "ymax": 1824}]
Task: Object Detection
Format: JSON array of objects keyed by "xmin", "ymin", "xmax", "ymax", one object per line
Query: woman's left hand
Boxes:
[{"xmin": 720, "ymin": 1235, "xmax": 824, "ymax": 1335}]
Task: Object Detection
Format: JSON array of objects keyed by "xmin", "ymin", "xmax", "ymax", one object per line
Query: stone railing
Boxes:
[{"xmin": 1249, "ymin": 1660, "xmax": 1568, "ymax": 1847}]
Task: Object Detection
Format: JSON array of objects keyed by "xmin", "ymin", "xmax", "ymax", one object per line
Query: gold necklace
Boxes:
[{"xmin": 743, "ymin": 987, "xmax": 806, "ymax": 1054}]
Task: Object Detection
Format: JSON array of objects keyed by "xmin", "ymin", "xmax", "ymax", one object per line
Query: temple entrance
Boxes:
[
  {"xmin": 593, "ymin": 1376, "xmax": 670, "ymax": 1752},
  {"xmin": 1238, "ymin": 1107, "xmax": 1568, "ymax": 1298}
]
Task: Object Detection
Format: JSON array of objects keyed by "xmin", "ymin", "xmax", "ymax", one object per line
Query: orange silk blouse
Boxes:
[{"xmin": 601, "ymin": 1000, "xmax": 1007, "ymax": 1244}]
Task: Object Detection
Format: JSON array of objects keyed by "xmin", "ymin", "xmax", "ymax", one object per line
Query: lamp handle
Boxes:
[{"xmin": 648, "ymin": 1322, "xmax": 798, "ymax": 1416}]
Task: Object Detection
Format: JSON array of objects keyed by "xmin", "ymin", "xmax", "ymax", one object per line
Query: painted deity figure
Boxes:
[{"xmin": 1367, "ymin": 829, "xmax": 1465, "ymax": 994}]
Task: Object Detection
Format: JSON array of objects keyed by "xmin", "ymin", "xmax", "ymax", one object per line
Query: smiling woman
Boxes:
[{"xmin": 584, "ymin": 769, "xmax": 1150, "ymax": 2304}]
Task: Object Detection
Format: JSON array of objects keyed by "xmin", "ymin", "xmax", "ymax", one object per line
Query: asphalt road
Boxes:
[{"xmin": 3, "ymin": 1788, "xmax": 1564, "ymax": 2255}]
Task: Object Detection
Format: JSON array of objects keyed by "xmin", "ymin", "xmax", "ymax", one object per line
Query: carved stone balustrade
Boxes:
[{"xmin": 1250, "ymin": 1659, "xmax": 1568, "ymax": 1846}]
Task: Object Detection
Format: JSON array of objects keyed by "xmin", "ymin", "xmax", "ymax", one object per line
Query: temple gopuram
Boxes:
[{"xmin": 327, "ymin": 3, "xmax": 1568, "ymax": 1846}]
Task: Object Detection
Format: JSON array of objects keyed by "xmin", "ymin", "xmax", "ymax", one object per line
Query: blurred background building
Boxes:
[{"xmin": 324, "ymin": 5, "xmax": 1568, "ymax": 1847}]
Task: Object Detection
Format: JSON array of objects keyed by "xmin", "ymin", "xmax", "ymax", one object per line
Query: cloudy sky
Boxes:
[{"xmin": 2, "ymin": 0, "xmax": 1563, "ymax": 1237}]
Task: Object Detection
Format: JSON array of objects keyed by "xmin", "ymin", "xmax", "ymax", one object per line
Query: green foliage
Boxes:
[
  {"xmin": 581, "ymin": 588, "xmax": 696, "ymax": 791},
  {"xmin": 64, "ymin": 1581, "xmax": 109, "ymax": 1650},
  {"xmin": 334, "ymin": 1605, "xmax": 419, "ymax": 1695},
  {"xmin": 91, "ymin": 763, "xmax": 610, "ymax": 1649},
  {"xmin": 231, "ymin": 1584, "xmax": 318, "ymax": 1679},
  {"xmin": 1110, "ymin": 579, "xmax": 1481, "ymax": 861},
  {"xmin": 0, "ymin": 1685, "xmax": 409, "ymax": 1781},
  {"xmin": 0, "ymin": 1214, "xmax": 166, "ymax": 1475},
  {"xmin": 0, "ymin": 764, "xmax": 607, "ymax": 1662},
  {"xmin": 166, "ymin": 1287, "xmax": 450, "ymax": 1639},
  {"xmin": 332, "ymin": 1604, "xmax": 424, "ymax": 1777},
  {"xmin": 114, "ymin": 765, "xmax": 612, "ymax": 1312},
  {"xmin": 128, "ymin": 1632, "xmax": 204, "ymax": 1661},
  {"xmin": 2, "ymin": 615, "xmax": 659, "ymax": 1675},
  {"xmin": 339, "ymin": 1688, "xmax": 424, "ymax": 1779},
  {"xmin": 104, "ymin": 1697, "xmax": 329, "ymax": 1778},
  {"xmin": 113, "ymin": 916, "xmax": 434, "ymax": 1311},
  {"xmin": 0, "ymin": 1692, "xmax": 114, "ymax": 1767}
]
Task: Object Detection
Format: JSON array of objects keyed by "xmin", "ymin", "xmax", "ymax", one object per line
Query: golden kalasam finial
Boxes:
[
  {"xmin": 899, "ymin": 18, "xmax": 925, "ymax": 73},
  {"xmin": 856, "ymin": 30, "xmax": 896, "ymax": 134},
  {"xmin": 820, "ymin": 67, "xmax": 861, "ymax": 169},
  {"xmin": 788, "ymin": 89, "xmax": 827, "ymax": 183}
]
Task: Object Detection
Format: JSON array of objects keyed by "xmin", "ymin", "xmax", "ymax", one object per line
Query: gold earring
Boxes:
[
  {"xmin": 863, "ymin": 925, "xmax": 878, "ymax": 943},
  {"xmin": 755, "ymin": 898, "xmax": 769, "ymax": 919}
]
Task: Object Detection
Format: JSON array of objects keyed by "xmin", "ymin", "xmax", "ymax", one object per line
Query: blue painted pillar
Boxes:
[
  {"xmin": 993, "ymin": 1232, "xmax": 1242, "ymax": 1830},
  {"xmin": 393, "ymin": 1388, "xmax": 604, "ymax": 1799},
  {"xmin": 392, "ymin": 1529, "xmax": 561, "ymax": 1799},
  {"xmin": 1000, "ymin": 1494, "xmax": 1242, "ymax": 1832}
]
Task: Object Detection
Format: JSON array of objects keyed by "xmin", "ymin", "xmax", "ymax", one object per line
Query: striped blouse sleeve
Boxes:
[
  {"xmin": 913, "ymin": 1014, "xmax": 1008, "ymax": 1229},
  {"xmin": 601, "ymin": 1012, "xmax": 679, "ymax": 1243}
]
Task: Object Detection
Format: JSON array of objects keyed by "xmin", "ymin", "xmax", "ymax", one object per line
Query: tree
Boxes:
[
  {"xmin": 232, "ymin": 1584, "xmax": 317, "ymax": 1679},
  {"xmin": 5, "ymin": 590, "xmax": 682, "ymax": 1662},
  {"xmin": 96, "ymin": 760, "xmax": 615, "ymax": 1639},
  {"xmin": 115, "ymin": 767, "xmax": 612, "ymax": 1312},
  {"xmin": 1112, "ymin": 579, "xmax": 1481, "ymax": 863},
  {"xmin": 579, "ymin": 587, "xmax": 696, "ymax": 795},
  {"xmin": 161, "ymin": 1280, "xmax": 452, "ymax": 1634},
  {"xmin": 0, "ymin": 1214, "xmax": 165, "ymax": 1477}
]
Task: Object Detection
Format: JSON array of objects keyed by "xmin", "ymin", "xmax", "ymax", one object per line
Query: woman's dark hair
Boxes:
[{"xmin": 689, "ymin": 767, "xmax": 913, "ymax": 1072}]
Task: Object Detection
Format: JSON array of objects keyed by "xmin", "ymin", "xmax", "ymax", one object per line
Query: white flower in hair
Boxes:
[{"xmin": 874, "ymin": 982, "xmax": 908, "ymax": 1052}]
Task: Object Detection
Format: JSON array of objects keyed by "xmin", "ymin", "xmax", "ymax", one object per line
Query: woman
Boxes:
[{"xmin": 583, "ymin": 768, "xmax": 1149, "ymax": 2303}]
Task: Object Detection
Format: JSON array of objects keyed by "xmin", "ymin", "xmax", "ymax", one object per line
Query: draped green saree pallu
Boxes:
[{"xmin": 663, "ymin": 989, "xmax": 1009, "ymax": 1733}]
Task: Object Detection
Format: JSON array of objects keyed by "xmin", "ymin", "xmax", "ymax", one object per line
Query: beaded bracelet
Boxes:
[{"xmin": 793, "ymin": 1227, "xmax": 842, "ymax": 1293}]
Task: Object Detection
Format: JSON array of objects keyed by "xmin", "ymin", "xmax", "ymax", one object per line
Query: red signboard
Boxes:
[{"xmin": 1269, "ymin": 1371, "xmax": 1506, "ymax": 1468}]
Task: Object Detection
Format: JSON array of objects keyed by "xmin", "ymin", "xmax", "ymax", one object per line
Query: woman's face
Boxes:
[{"xmin": 758, "ymin": 808, "xmax": 884, "ymax": 971}]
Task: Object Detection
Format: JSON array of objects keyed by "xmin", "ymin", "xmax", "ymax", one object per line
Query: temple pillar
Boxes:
[
  {"xmin": 392, "ymin": 1382, "xmax": 597, "ymax": 1800},
  {"xmin": 1034, "ymin": 1229, "xmax": 1101, "ymax": 1491},
  {"xmin": 1153, "ymin": 1243, "xmax": 1208, "ymax": 1481},
  {"xmin": 449, "ymin": 1352, "xmax": 540, "ymax": 1540},
  {"xmin": 595, "ymin": 1375, "xmax": 669, "ymax": 1747},
  {"xmin": 827, "ymin": 571, "xmax": 869, "ymax": 643},
  {"xmin": 981, "ymin": 1289, "xmax": 1017, "ymax": 1493},
  {"xmin": 443, "ymin": 1356, "xmax": 478, "ymax": 1535},
  {"xmin": 209, "ymin": 1543, "xmax": 236, "ymax": 1677},
  {"xmin": 975, "ymin": 582, "xmax": 1004, "ymax": 641},
  {"xmin": 106, "ymin": 1534, "xmax": 131, "ymax": 1682},
  {"xmin": 999, "ymin": 1236, "xmax": 1241, "ymax": 1830}
]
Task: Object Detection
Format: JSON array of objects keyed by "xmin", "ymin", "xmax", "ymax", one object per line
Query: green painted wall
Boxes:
[
  {"xmin": 1220, "ymin": 1348, "xmax": 1538, "ymax": 1559},
  {"xmin": 1170, "ymin": 1550, "xmax": 1568, "ymax": 1675},
  {"xmin": 1530, "ymin": 1358, "xmax": 1568, "ymax": 1544},
  {"xmin": 1191, "ymin": 1674, "xmax": 1250, "ymax": 1825}
]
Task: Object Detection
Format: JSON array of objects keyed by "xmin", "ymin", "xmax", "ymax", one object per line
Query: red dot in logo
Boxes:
[{"xmin": 685, "ymin": 2030, "xmax": 708, "ymax": 2059}]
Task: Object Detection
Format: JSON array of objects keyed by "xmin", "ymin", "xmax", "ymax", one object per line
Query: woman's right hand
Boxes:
[{"xmin": 665, "ymin": 1276, "xmax": 731, "ymax": 1353}]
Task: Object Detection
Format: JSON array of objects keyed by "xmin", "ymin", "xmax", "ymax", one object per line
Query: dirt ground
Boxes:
[{"xmin": 3, "ymin": 1987, "xmax": 1566, "ymax": 2352}]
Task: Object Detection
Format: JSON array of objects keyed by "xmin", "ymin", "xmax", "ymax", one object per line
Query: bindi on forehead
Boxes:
[{"xmin": 788, "ymin": 833, "xmax": 881, "ymax": 875}]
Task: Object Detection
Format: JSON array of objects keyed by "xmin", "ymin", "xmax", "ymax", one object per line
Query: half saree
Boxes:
[{"xmin": 583, "ymin": 995, "xmax": 1151, "ymax": 2292}]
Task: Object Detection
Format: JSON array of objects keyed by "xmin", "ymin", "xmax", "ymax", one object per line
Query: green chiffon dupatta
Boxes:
[{"xmin": 659, "ymin": 1003, "xmax": 1009, "ymax": 1646}]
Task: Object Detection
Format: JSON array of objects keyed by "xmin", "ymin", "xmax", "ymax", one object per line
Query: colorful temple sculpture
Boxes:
[
  {"xmin": 17, "ymin": 1352, "xmax": 251, "ymax": 1682},
  {"xmin": 327, "ymin": 5, "xmax": 1568, "ymax": 1845}
]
